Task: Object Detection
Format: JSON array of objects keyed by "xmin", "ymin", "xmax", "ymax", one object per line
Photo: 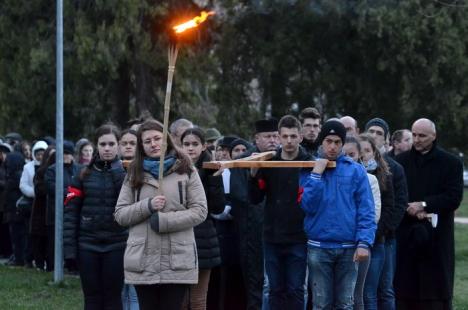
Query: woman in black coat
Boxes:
[
  {"xmin": 4, "ymin": 151, "xmax": 26, "ymax": 266},
  {"xmin": 64, "ymin": 124, "xmax": 127, "ymax": 310},
  {"xmin": 30, "ymin": 146, "xmax": 56, "ymax": 271},
  {"xmin": 181, "ymin": 127, "xmax": 225, "ymax": 310},
  {"xmin": 44, "ymin": 142, "xmax": 82, "ymax": 271}
]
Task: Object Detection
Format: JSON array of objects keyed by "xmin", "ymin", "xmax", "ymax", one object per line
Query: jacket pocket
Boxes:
[
  {"xmin": 170, "ymin": 232, "xmax": 197, "ymax": 270},
  {"xmin": 124, "ymin": 239, "xmax": 146, "ymax": 272}
]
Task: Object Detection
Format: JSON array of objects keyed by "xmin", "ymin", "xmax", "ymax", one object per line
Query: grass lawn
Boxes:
[
  {"xmin": 0, "ymin": 267, "xmax": 83, "ymax": 309},
  {"xmin": 0, "ymin": 211, "xmax": 467, "ymax": 309},
  {"xmin": 455, "ymin": 188, "xmax": 468, "ymax": 218},
  {"xmin": 454, "ymin": 223, "xmax": 468, "ymax": 309},
  {"xmin": 454, "ymin": 188, "xmax": 468, "ymax": 310}
]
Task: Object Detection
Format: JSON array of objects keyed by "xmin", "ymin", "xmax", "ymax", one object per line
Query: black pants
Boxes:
[
  {"xmin": 210, "ymin": 220, "xmax": 246, "ymax": 310},
  {"xmin": 9, "ymin": 220, "xmax": 27, "ymax": 264},
  {"xmin": 134, "ymin": 284, "xmax": 188, "ymax": 310},
  {"xmin": 397, "ymin": 299, "xmax": 452, "ymax": 310},
  {"xmin": 78, "ymin": 249, "xmax": 124, "ymax": 310},
  {"xmin": 31, "ymin": 234, "xmax": 47, "ymax": 269},
  {"xmin": 24, "ymin": 217, "xmax": 33, "ymax": 264},
  {"xmin": 46, "ymin": 225, "xmax": 54, "ymax": 271},
  {"xmin": 0, "ymin": 218, "xmax": 12, "ymax": 257},
  {"xmin": 239, "ymin": 206, "xmax": 264, "ymax": 310}
]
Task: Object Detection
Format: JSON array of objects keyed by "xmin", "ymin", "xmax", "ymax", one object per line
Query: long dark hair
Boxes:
[
  {"xmin": 181, "ymin": 127, "xmax": 206, "ymax": 145},
  {"xmin": 128, "ymin": 120, "xmax": 193, "ymax": 189},
  {"xmin": 358, "ymin": 134, "xmax": 391, "ymax": 191},
  {"xmin": 181, "ymin": 127, "xmax": 213, "ymax": 169},
  {"xmin": 80, "ymin": 123, "xmax": 121, "ymax": 180},
  {"xmin": 35, "ymin": 146, "xmax": 57, "ymax": 181}
]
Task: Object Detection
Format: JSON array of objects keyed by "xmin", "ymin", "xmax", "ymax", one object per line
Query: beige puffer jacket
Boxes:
[{"xmin": 114, "ymin": 166, "xmax": 207, "ymax": 285}]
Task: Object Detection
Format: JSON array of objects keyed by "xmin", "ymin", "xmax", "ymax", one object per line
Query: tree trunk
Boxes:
[{"xmin": 112, "ymin": 61, "xmax": 131, "ymax": 128}]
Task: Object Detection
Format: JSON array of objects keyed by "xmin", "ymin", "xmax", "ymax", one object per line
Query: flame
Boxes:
[{"xmin": 173, "ymin": 11, "xmax": 215, "ymax": 34}]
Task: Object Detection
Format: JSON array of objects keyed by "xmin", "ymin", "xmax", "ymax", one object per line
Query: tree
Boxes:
[{"xmin": 0, "ymin": 0, "xmax": 467, "ymax": 154}]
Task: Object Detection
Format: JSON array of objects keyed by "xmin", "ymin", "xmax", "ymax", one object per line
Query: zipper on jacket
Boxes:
[{"xmin": 178, "ymin": 181, "xmax": 183, "ymax": 204}]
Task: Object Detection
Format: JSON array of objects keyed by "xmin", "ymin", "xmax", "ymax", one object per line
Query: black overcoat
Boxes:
[{"xmin": 395, "ymin": 144, "xmax": 463, "ymax": 301}]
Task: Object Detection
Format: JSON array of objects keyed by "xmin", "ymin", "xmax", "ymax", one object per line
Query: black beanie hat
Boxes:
[
  {"xmin": 255, "ymin": 119, "xmax": 278, "ymax": 133},
  {"xmin": 63, "ymin": 140, "xmax": 75, "ymax": 155},
  {"xmin": 365, "ymin": 118, "xmax": 390, "ymax": 138},
  {"xmin": 317, "ymin": 120, "xmax": 346, "ymax": 145},
  {"xmin": 229, "ymin": 138, "xmax": 252, "ymax": 154},
  {"xmin": 218, "ymin": 136, "xmax": 238, "ymax": 148}
]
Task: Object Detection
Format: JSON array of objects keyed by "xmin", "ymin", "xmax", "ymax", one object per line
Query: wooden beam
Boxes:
[
  {"xmin": 238, "ymin": 151, "xmax": 276, "ymax": 162},
  {"xmin": 203, "ymin": 160, "xmax": 336, "ymax": 169},
  {"xmin": 202, "ymin": 151, "xmax": 275, "ymax": 169}
]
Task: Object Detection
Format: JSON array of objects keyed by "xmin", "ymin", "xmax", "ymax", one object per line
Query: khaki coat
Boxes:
[{"xmin": 115, "ymin": 167, "xmax": 207, "ymax": 285}]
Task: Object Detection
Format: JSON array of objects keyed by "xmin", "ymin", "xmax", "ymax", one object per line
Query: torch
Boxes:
[{"xmin": 158, "ymin": 10, "xmax": 215, "ymax": 188}]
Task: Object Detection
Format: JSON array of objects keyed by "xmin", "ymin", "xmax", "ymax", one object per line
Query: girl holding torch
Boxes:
[{"xmin": 114, "ymin": 120, "xmax": 207, "ymax": 310}]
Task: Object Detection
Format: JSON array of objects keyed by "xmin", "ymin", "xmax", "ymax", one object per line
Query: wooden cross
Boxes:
[{"xmin": 202, "ymin": 151, "xmax": 336, "ymax": 170}]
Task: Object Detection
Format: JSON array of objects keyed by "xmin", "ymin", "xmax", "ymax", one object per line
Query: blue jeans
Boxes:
[
  {"xmin": 308, "ymin": 247, "xmax": 358, "ymax": 310},
  {"xmin": 363, "ymin": 242, "xmax": 385, "ymax": 309},
  {"xmin": 122, "ymin": 284, "xmax": 139, "ymax": 310},
  {"xmin": 264, "ymin": 242, "xmax": 307, "ymax": 310},
  {"xmin": 378, "ymin": 238, "xmax": 396, "ymax": 310}
]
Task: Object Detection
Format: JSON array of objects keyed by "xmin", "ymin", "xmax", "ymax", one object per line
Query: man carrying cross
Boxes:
[
  {"xmin": 250, "ymin": 115, "xmax": 311, "ymax": 310},
  {"xmin": 300, "ymin": 120, "xmax": 376, "ymax": 310}
]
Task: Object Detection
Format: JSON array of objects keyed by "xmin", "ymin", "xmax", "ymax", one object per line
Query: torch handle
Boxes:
[{"xmin": 159, "ymin": 45, "xmax": 179, "ymax": 192}]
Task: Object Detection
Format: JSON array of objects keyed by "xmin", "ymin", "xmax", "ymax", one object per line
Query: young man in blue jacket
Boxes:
[{"xmin": 300, "ymin": 120, "xmax": 376, "ymax": 309}]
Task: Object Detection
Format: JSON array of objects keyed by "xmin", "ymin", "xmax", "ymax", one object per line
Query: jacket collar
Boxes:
[
  {"xmin": 93, "ymin": 157, "xmax": 122, "ymax": 171},
  {"xmin": 195, "ymin": 151, "xmax": 211, "ymax": 170},
  {"xmin": 410, "ymin": 140, "xmax": 438, "ymax": 161},
  {"xmin": 336, "ymin": 153, "xmax": 352, "ymax": 163}
]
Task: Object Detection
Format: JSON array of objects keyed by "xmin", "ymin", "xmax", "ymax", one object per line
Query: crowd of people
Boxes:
[{"xmin": 0, "ymin": 108, "xmax": 464, "ymax": 310}]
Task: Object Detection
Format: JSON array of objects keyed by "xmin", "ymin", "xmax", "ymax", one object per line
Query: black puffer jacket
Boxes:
[
  {"xmin": 63, "ymin": 157, "xmax": 126, "ymax": 259},
  {"xmin": 194, "ymin": 151, "xmax": 225, "ymax": 269}
]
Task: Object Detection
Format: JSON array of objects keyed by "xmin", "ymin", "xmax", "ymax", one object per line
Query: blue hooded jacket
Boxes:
[{"xmin": 300, "ymin": 154, "xmax": 376, "ymax": 249}]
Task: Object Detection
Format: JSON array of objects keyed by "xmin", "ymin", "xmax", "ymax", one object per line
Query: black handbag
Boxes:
[{"xmin": 16, "ymin": 195, "xmax": 34, "ymax": 218}]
